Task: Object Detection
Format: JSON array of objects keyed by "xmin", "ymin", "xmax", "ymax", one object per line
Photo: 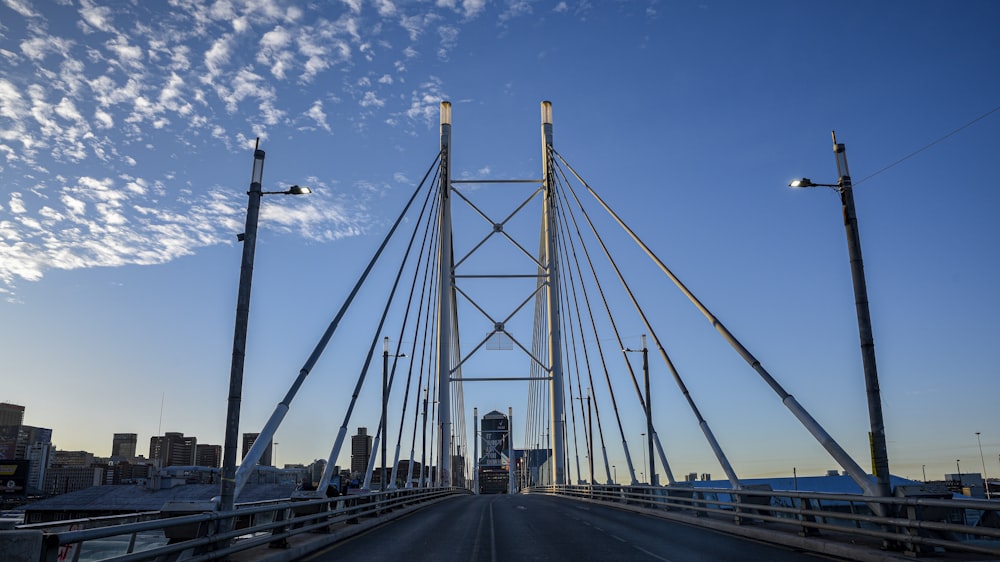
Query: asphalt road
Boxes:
[{"xmin": 305, "ymin": 493, "xmax": 828, "ymax": 561}]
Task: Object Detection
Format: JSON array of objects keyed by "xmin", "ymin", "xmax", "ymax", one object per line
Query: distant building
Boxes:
[
  {"xmin": 196, "ymin": 444, "xmax": 221, "ymax": 468},
  {"xmin": 946, "ymin": 472, "xmax": 987, "ymax": 498},
  {"xmin": 111, "ymin": 433, "xmax": 137, "ymax": 460},
  {"xmin": 26, "ymin": 442, "xmax": 53, "ymax": 493},
  {"xmin": 0, "ymin": 403, "xmax": 25, "ymax": 426},
  {"xmin": 43, "ymin": 466, "xmax": 102, "ymax": 496},
  {"xmin": 242, "ymin": 433, "xmax": 272, "ymax": 467},
  {"xmin": 103, "ymin": 462, "xmax": 153, "ymax": 486},
  {"xmin": 351, "ymin": 427, "xmax": 372, "ymax": 477},
  {"xmin": 149, "ymin": 432, "xmax": 197, "ymax": 467},
  {"xmin": 52, "ymin": 450, "xmax": 95, "ymax": 467},
  {"xmin": 309, "ymin": 459, "xmax": 327, "ymax": 487},
  {"xmin": 0, "ymin": 425, "xmax": 52, "ymax": 461}
]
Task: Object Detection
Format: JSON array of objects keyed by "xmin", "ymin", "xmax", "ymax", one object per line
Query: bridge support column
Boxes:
[
  {"xmin": 541, "ymin": 101, "xmax": 566, "ymax": 486},
  {"xmin": 436, "ymin": 101, "xmax": 454, "ymax": 487}
]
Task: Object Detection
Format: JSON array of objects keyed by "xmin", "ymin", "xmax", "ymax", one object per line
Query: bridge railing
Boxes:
[
  {"xmin": 531, "ymin": 484, "xmax": 1000, "ymax": 557},
  {"xmin": 6, "ymin": 486, "xmax": 466, "ymax": 561}
]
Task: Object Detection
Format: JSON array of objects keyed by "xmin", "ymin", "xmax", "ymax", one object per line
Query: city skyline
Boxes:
[{"xmin": 1, "ymin": 1, "xmax": 998, "ymax": 484}]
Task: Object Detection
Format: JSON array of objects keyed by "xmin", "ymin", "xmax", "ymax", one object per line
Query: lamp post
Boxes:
[
  {"xmin": 976, "ymin": 432, "xmax": 991, "ymax": 499},
  {"xmin": 612, "ymin": 464, "xmax": 617, "ymax": 484},
  {"xmin": 625, "ymin": 335, "xmax": 655, "ymax": 486},
  {"xmin": 421, "ymin": 388, "xmax": 428, "ymax": 488},
  {"xmin": 789, "ymin": 132, "xmax": 891, "ymax": 501},
  {"xmin": 382, "ymin": 337, "xmax": 406, "ymax": 491},
  {"xmin": 219, "ymin": 142, "xmax": 310, "ymax": 517},
  {"xmin": 922, "ymin": 464, "xmax": 926, "ymax": 483},
  {"xmin": 640, "ymin": 433, "xmax": 646, "ymax": 484}
]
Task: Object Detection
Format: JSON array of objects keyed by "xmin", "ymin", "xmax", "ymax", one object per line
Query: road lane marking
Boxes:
[
  {"xmin": 633, "ymin": 545, "xmax": 674, "ymax": 562},
  {"xmin": 489, "ymin": 499, "xmax": 497, "ymax": 562},
  {"xmin": 610, "ymin": 534, "xmax": 626, "ymax": 542}
]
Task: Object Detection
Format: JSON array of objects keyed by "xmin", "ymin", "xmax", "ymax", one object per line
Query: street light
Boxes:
[
  {"xmin": 625, "ymin": 335, "xmax": 655, "ymax": 486},
  {"xmin": 789, "ymin": 132, "xmax": 891, "ymax": 502},
  {"xmin": 640, "ymin": 433, "xmax": 646, "ymax": 484},
  {"xmin": 382, "ymin": 336, "xmax": 407, "ymax": 492},
  {"xmin": 977, "ymin": 432, "xmax": 992, "ymax": 499},
  {"xmin": 219, "ymin": 142, "xmax": 311, "ymax": 517}
]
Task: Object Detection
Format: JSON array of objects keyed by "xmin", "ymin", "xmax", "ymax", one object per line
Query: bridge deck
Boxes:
[{"xmin": 228, "ymin": 494, "xmax": 924, "ymax": 562}]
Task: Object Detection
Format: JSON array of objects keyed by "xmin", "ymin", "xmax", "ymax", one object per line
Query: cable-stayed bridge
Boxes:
[{"xmin": 3, "ymin": 102, "xmax": 999, "ymax": 561}]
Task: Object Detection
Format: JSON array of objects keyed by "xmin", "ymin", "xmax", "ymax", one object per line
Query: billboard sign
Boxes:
[{"xmin": 0, "ymin": 459, "xmax": 28, "ymax": 496}]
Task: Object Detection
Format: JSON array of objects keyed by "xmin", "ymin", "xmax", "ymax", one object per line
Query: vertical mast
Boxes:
[
  {"xmin": 473, "ymin": 407, "xmax": 479, "ymax": 494},
  {"xmin": 541, "ymin": 101, "xmax": 566, "ymax": 485},
  {"xmin": 436, "ymin": 101, "xmax": 454, "ymax": 486}
]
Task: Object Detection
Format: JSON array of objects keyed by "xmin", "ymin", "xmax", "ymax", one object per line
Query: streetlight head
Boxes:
[
  {"xmin": 288, "ymin": 185, "xmax": 311, "ymax": 195},
  {"xmin": 789, "ymin": 178, "xmax": 815, "ymax": 188}
]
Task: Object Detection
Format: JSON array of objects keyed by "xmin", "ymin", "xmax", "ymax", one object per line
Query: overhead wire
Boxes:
[{"xmin": 855, "ymin": 103, "xmax": 1000, "ymax": 186}]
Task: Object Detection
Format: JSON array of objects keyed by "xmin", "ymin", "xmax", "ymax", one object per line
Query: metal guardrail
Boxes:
[
  {"xmin": 530, "ymin": 484, "xmax": 1000, "ymax": 558},
  {"xmin": 5, "ymin": 487, "xmax": 467, "ymax": 561}
]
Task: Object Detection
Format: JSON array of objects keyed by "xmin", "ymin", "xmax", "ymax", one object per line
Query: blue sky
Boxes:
[{"xmin": 1, "ymin": 0, "xmax": 998, "ymax": 484}]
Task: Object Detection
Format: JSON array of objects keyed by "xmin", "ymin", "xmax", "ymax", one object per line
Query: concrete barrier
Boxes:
[{"xmin": 0, "ymin": 530, "xmax": 44, "ymax": 562}]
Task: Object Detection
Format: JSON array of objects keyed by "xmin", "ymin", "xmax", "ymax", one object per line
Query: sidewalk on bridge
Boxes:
[
  {"xmin": 553, "ymin": 494, "xmax": 997, "ymax": 562},
  {"xmin": 226, "ymin": 494, "xmax": 459, "ymax": 562}
]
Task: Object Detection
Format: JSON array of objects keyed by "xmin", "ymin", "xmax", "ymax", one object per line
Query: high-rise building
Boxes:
[
  {"xmin": 350, "ymin": 427, "xmax": 372, "ymax": 477},
  {"xmin": 111, "ymin": 433, "xmax": 138, "ymax": 460},
  {"xmin": 0, "ymin": 425, "xmax": 52, "ymax": 461},
  {"xmin": 149, "ymin": 432, "xmax": 197, "ymax": 467},
  {"xmin": 0, "ymin": 403, "xmax": 25, "ymax": 426},
  {"xmin": 480, "ymin": 410, "xmax": 509, "ymax": 469},
  {"xmin": 242, "ymin": 433, "xmax": 272, "ymax": 466},
  {"xmin": 196, "ymin": 444, "xmax": 221, "ymax": 468},
  {"xmin": 26, "ymin": 441, "xmax": 53, "ymax": 493}
]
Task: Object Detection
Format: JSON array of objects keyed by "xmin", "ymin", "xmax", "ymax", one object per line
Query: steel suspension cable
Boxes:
[
  {"xmin": 554, "ymin": 153, "xmax": 740, "ymax": 489},
  {"xmin": 388, "ymin": 194, "xmax": 442, "ymax": 488},
  {"xmin": 357, "ymin": 171, "xmax": 439, "ymax": 490},
  {"xmin": 407, "ymin": 195, "xmax": 442, "ymax": 488},
  {"xmin": 236, "ymin": 151, "xmax": 439, "ymax": 497},
  {"xmin": 554, "ymin": 149, "xmax": 876, "ymax": 496},
  {"xmin": 552, "ymin": 171, "xmax": 630, "ymax": 485},
  {"xmin": 556, "ymin": 271, "xmax": 584, "ymax": 484},
  {"xmin": 550, "ymin": 157, "xmax": 668, "ymax": 485}
]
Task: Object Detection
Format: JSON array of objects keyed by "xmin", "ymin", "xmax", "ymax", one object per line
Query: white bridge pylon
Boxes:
[{"xmin": 436, "ymin": 101, "xmax": 566, "ymax": 486}]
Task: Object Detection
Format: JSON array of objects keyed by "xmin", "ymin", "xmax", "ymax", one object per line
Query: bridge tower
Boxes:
[
  {"xmin": 540, "ymin": 101, "xmax": 566, "ymax": 486},
  {"xmin": 434, "ymin": 101, "xmax": 566, "ymax": 486},
  {"xmin": 436, "ymin": 102, "xmax": 455, "ymax": 486}
]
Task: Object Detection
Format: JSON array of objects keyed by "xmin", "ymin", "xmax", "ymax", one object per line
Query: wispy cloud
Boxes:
[{"xmin": 0, "ymin": 0, "xmax": 526, "ymax": 296}]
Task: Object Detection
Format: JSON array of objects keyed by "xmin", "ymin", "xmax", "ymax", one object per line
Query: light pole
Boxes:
[
  {"xmin": 789, "ymin": 132, "xmax": 891, "ymax": 501},
  {"xmin": 612, "ymin": 464, "xmax": 617, "ymax": 484},
  {"xmin": 922, "ymin": 464, "xmax": 926, "ymax": 483},
  {"xmin": 420, "ymin": 388, "xmax": 428, "ymax": 487},
  {"xmin": 219, "ymin": 141, "xmax": 310, "ymax": 516},
  {"xmin": 625, "ymin": 335, "xmax": 655, "ymax": 486},
  {"xmin": 640, "ymin": 433, "xmax": 646, "ymax": 484},
  {"xmin": 382, "ymin": 336, "xmax": 407, "ymax": 492},
  {"xmin": 976, "ymin": 432, "xmax": 991, "ymax": 499}
]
